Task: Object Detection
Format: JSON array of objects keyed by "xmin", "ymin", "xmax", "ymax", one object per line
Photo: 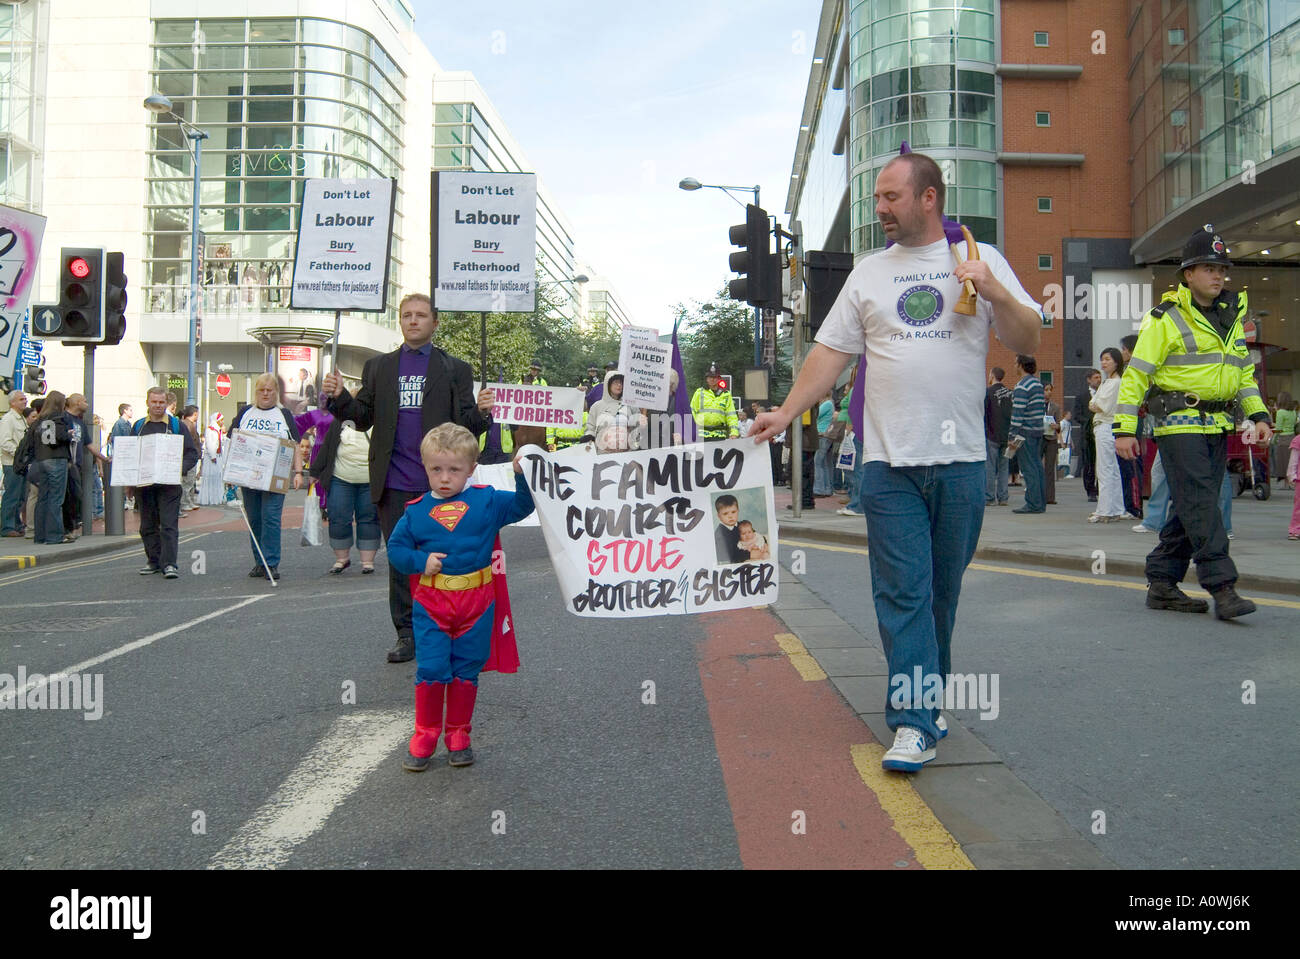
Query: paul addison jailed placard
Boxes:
[
  {"xmin": 519, "ymin": 439, "xmax": 779, "ymax": 617},
  {"xmin": 290, "ymin": 177, "xmax": 395, "ymax": 311},
  {"xmin": 432, "ymin": 171, "xmax": 538, "ymax": 314}
]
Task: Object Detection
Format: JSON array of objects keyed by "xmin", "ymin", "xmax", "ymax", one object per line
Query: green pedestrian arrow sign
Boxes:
[{"xmin": 32, "ymin": 304, "xmax": 61, "ymax": 335}]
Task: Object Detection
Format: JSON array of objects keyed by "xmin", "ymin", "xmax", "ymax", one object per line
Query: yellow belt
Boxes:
[{"xmin": 418, "ymin": 566, "xmax": 493, "ymax": 590}]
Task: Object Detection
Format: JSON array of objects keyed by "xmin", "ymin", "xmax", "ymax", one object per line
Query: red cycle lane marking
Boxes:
[{"xmin": 697, "ymin": 606, "xmax": 921, "ymax": 869}]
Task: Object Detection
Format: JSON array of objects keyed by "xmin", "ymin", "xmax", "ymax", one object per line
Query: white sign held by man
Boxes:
[
  {"xmin": 432, "ymin": 172, "xmax": 538, "ymax": 314},
  {"xmin": 0, "ymin": 204, "xmax": 47, "ymax": 380},
  {"xmin": 519, "ymin": 439, "xmax": 778, "ymax": 617},
  {"xmin": 485, "ymin": 381, "xmax": 585, "ymax": 429},
  {"xmin": 108, "ymin": 434, "xmax": 184, "ymax": 487},
  {"xmin": 290, "ymin": 177, "xmax": 395, "ymax": 312},
  {"xmin": 618, "ymin": 326, "xmax": 672, "ymax": 412}
]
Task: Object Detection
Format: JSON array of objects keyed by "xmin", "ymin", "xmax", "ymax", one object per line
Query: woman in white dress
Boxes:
[
  {"xmin": 198, "ymin": 412, "xmax": 226, "ymax": 506},
  {"xmin": 1089, "ymin": 348, "xmax": 1128, "ymax": 522}
]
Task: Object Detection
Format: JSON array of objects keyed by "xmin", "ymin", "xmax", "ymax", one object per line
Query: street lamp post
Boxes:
[
  {"xmin": 144, "ymin": 93, "xmax": 208, "ymax": 407},
  {"xmin": 679, "ymin": 178, "xmax": 764, "ymax": 367}
]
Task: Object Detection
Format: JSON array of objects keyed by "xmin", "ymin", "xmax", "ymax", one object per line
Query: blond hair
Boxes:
[
  {"xmin": 253, "ymin": 372, "xmax": 279, "ymax": 392},
  {"xmin": 420, "ymin": 422, "xmax": 479, "ymax": 466}
]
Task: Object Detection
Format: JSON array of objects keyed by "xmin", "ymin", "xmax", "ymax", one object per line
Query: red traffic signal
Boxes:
[
  {"xmin": 716, "ymin": 375, "xmax": 730, "ymax": 391},
  {"xmin": 68, "ymin": 256, "xmax": 92, "ymax": 279}
]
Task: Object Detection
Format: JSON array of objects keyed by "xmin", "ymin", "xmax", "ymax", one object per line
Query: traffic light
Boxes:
[
  {"xmin": 715, "ymin": 374, "xmax": 730, "ymax": 391},
  {"xmin": 102, "ymin": 252, "xmax": 128, "ymax": 346},
  {"xmin": 59, "ymin": 247, "xmax": 105, "ymax": 341},
  {"xmin": 23, "ymin": 364, "xmax": 47, "ymax": 396},
  {"xmin": 728, "ymin": 204, "xmax": 778, "ymax": 309}
]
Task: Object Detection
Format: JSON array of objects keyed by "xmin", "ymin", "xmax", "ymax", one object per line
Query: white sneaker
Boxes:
[
  {"xmin": 881, "ymin": 726, "xmax": 936, "ymax": 772},
  {"xmin": 1227, "ymin": 531, "xmax": 1234, "ymax": 540},
  {"xmin": 935, "ymin": 714, "xmax": 948, "ymax": 740},
  {"xmin": 836, "ymin": 507, "xmax": 863, "ymax": 516},
  {"xmin": 1132, "ymin": 523, "xmax": 1154, "ymax": 533}
]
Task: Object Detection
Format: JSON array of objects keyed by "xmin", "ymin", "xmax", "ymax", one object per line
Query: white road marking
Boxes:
[
  {"xmin": 208, "ymin": 709, "xmax": 409, "ymax": 870},
  {"xmin": 0, "ymin": 595, "xmax": 266, "ymax": 707}
]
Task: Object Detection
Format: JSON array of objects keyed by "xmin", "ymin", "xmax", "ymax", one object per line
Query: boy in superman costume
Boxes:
[{"xmin": 386, "ymin": 423, "xmax": 535, "ymax": 770}]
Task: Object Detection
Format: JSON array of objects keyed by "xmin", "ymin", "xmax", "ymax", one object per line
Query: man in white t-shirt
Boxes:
[{"xmin": 752, "ymin": 152, "xmax": 1042, "ymax": 772}]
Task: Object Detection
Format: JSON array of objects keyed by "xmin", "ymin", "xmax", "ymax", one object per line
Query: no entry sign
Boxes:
[{"xmin": 215, "ymin": 373, "xmax": 232, "ymax": 397}]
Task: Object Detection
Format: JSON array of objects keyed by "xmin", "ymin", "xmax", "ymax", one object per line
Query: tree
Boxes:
[
  {"xmin": 434, "ymin": 308, "xmax": 537, "ymax": 385},
  {"xmin": 674, "ymin": 285, "xmax": 793, "ymax": 402}
]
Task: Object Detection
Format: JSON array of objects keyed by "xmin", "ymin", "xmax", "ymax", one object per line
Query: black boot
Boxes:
[
  {"xmin": 387, "ymin": 633, "xmax": 415, "ymax": 663},
  {"xmin": 1146, "ymin": 581, "xmax": 1209, "ymax": 613},
  {"xmin": 1210, "ymin": 585, "xmax": 1257, "ymax": 620}
]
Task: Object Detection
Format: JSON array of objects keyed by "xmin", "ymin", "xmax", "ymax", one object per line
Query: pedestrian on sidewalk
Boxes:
[
  {"xmin": 837, "ymin": 388, "xmax": 866, "ymax": 516},
  {"xmin": 309, "ymin": 415, "xmax": 379, "ymax": 575},
  {"xmin": 199, "ymin": 413, "xmax": 227, "ymax": 506},
  {"xmin": 752, "ymin": 150, "xmax": 1043, "ymax": 772},
  {"xmin": 983, "ymin": 368, "xmax": 1011, "ymax": 505},
  {"xmin": 386, "ymin": 423, "xmax": 534, "ymax": 770},
  {"xmin": 1114, "ymin": 224, "xmax": 1272, "ymax": 619},
  {"xmin": 29, "ymin": 391, "xmax": 73, "ymax": 545},
  {"xmin": 1, "ymin": 388, "xmax": 28, "ymax": 536},
  {"xmin": 1274, "ymin": 396, "xmax": 1296, "ymax": 488},
  {"xmin": 108, "ymin": 404, "xmax": 136, "ymax": 511},
  {"xmin": 229, "ymin": 374, "xmax": 304, "ymax": 583},
  {"xmin": 1073, "ymin": 369, "xmax": 1101, "ymax": 500},
  {"xmin": 1118, "ymin": 335, "xmax": 1145, "ymax": 518},
  {"xmin": 1042, "ymin": 382, "xmax": 1061, "ymax": 505},
  {"xmin": 1009, "ymin": 355, "xmax": 1046, "ymax": 514},
  {"xmin": 179, "ymin": 405, "xmax": 202, "ymax": 511},
  {"xmin": 1089, "ymin": 348, "xmax": 1128, "ymax": 523},
  {"xmin": 813, "ymin": 391, "xmax": 835, "ymax": 496},
  {"xmin": 322, "ymin": 291, "xmax": 493, "ymax": 664},
  {"xmin": 1287, "ymin": 434, "xmax": 1300, "ymax": 540},
  {"xmin": 134, "ymin": 387, "xmax": 200, "ymax": 578}
]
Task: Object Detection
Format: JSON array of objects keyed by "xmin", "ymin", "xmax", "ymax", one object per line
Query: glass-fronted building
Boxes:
[
  {"xmin": 146, "ymin": 15, "xmax": 407, "ymax": 328},
  {"xmin": 433, "ymin": 73, "xmax": 580, "ymax": 319},
  {"xmin": 847, "ymin": 0, "xmax": 999, "ymax": 252},
  {"xmin": 0, "ymin": 0, "xmax": 48, "ymax": 213}
]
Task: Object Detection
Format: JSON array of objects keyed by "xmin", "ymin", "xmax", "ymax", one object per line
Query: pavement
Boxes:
[{"xmin": 774, "ymin": 472, "xmax": 1300, "ymax": 597}]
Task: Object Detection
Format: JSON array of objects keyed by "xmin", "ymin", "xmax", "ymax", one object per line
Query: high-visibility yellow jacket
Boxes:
[
  {"xmin": 479, "ymin": 422, "xmax": 513, "ymax": 455},
  {"xmin": 547, "ymin": 411, "xmax": 586, "ymax": 448},
  {"xmin": 691, "ymin": 387, "xmax": 738, "ymax": 437},
  {"xmin": 1114, "ymin": 285, "xmax": 1267, "ymax": 437}
]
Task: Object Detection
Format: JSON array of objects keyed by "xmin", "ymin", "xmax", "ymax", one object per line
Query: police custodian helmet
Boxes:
[{"xmin": 1180, "ymin": 224, "xmax": 1232, "ymax": 270}]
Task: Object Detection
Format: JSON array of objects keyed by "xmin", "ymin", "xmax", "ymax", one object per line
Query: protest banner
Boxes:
[
  {"xmin": 289, "ymin": 177, "xmax": 395, "ymax": 312},
  {"xmin": 518, "ymin": 439, "xmax": 778, "ymax": 617},
  {"xmin": 107, "ymin": 434, "xmax": 184, "ymax": 487},
  {"xmin": 618, "ymin": 328, "xmax": 672, "ymax": 412},
  {"xmin": 0, "ymin": 204, "xmax": 47, "ymax": 380},
  {"xmin": 432, "ymin": 171, "xmax": 538, "ymax": 314},
  {"xmin": 222, "ymin": 430, "xmax": 296, "ymax": 493},
  {"xmin": 484, "ymin": 381, "xmax": 584, "ymax": 430}
]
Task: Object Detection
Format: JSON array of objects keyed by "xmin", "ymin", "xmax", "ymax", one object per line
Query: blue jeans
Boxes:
[
  {"xmin": 1141, "ymin": 452, "xmax": 1171, "ymax": 531},
  {"xmin": 326, "ymin": 480, "xmax": 381, "ymax": 551},
  {"xmin": 845, "ymin": 437, "xmax": 866, "ymax": 513},
  {"xmin": 28, "ymin": 459, "xmax": 68, "ymax": 544},
  {"xmin": 861, "ymin": 460, "xmax": 985, "ymax": 745},
  {"xmin": 1015, "ymin": 434, "xmax": 1045, "ymax": 511},
  {"xmin": 242, "ymin": 488, "xmax": 285, "ymax": 568},
  {"xmin": 1, "ymin": 464, "xmax": 26, "ymax": 533},
  {"xmin": 814, "ymin": 436, "xmax": 834, "ymax": 495},
  {"xmin": 984, "ymin": 437, "xmax": 1009, "ymax": 503}
]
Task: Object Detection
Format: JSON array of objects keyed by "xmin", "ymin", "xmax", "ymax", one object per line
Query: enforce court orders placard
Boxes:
[
  {"xmin": 432, "ymin": 172, "xmax": 538, "ymax": 314},
  {"xmin": 290, "ymin": 177, "xmax": 395, "ymax": 312}
]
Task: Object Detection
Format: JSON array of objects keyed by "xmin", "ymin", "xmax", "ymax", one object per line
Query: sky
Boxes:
[{"xmin": 413, "ymin": 0, "xmax": 824, "ymax": 332}]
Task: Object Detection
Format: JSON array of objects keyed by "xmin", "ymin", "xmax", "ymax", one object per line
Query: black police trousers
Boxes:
[{"xmin": 1146, "ymin": 431, "xmax": 1236, "ymax": 590}]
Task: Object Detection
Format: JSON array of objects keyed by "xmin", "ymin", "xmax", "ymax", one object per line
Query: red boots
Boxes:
[
  {"xmin": 403, "ymin": 681, "xmax": 446, "ymax": 772},
  {"xmin": 444, "ymin": 678, "xmax": 478, "ymax": 767}
]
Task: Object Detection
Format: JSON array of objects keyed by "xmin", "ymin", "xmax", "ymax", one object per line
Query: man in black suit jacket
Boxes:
[
  {"xmin": 1072, "ymin": 368, "xmax": 1101, "ymax": 501},
  {"xmin": 322, "ymin": 292, "xmax": 494, "ymax": 663}
]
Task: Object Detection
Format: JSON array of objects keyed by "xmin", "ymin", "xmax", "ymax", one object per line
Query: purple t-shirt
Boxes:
[{"xmin": 387, "ymin": 344, "xmax": 431, "ymax": 492}]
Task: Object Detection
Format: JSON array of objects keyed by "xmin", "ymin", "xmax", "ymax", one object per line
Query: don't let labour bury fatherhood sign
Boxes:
[
  {"xmin": 432, "ymin": 172, "xmax": 537, "ymax": 314},
  {"xmin": 290, "ymin": 177, "xmax": 395, "ymax": 312}
]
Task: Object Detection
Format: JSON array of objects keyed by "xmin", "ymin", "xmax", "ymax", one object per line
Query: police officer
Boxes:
[
  {"xmin": 691, "ymin": 362, "xmax": 739, "ymax": 441},
  {"xmin": 523, "ymin": 358, "xmax": 547, "ymax": 387},
  {"xmin": 1114, "ymin": 224, "xmax": 1272, "ymax": 620}
]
